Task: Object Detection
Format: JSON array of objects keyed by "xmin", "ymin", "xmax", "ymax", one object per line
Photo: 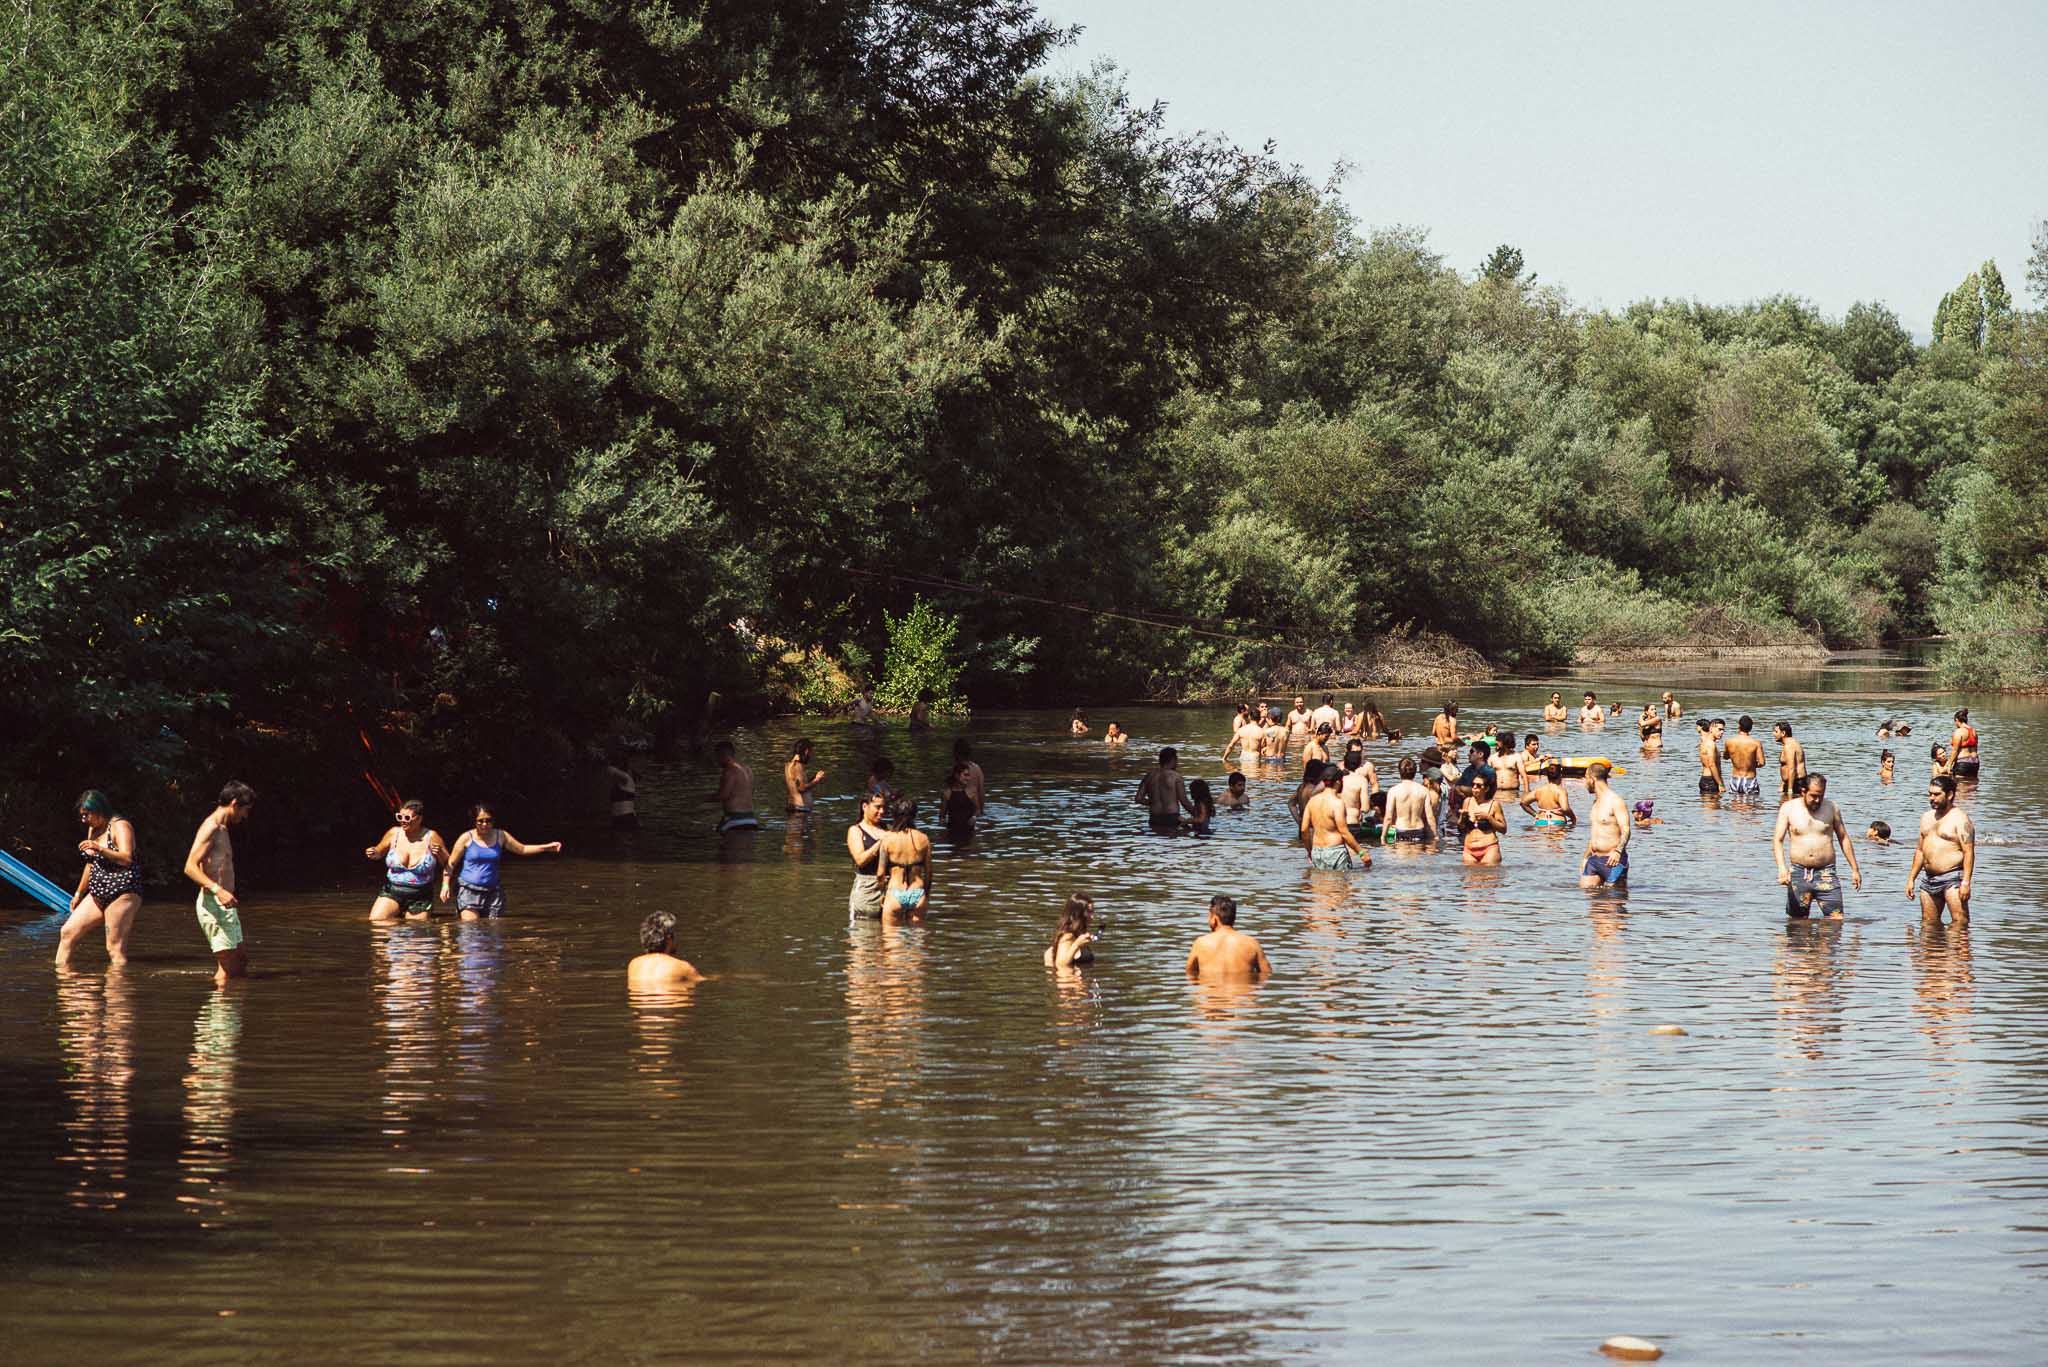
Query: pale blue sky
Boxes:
[{"xmin": 1038, "ymin": 0, "xmax": 2046, "ymax": 328}]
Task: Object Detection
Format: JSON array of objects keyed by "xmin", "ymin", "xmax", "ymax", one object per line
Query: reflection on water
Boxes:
[
  {"xmin": 178, "ymin": 991, "xmax": 241, "ymax": 1226},
  {"xmin": 55, "ymin": 971, "xmax": 135, "ymax": 1211},
  {"xmin": 2, "ymin": 679, "xmax": 2047, "ymax": 1364}
]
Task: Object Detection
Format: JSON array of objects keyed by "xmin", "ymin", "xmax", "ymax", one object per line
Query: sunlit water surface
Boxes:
[{"xmin": 5, "ymin": 674, "xmax": 2047, "ymax": 1364}]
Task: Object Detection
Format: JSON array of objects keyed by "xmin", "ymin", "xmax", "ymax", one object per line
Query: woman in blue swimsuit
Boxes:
[
  {"xmin": 366, "ymin": 800, "xmax": 450, "ymax": 921},
  {"xmin": 440, "ymin": 803, "xmax": 562, "ymax": 918}
]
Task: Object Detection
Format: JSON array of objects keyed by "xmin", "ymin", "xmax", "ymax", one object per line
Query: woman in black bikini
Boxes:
[
  {"xmin": 846, "ymin": 791, "xmax": 888, "ymax": 919},
  {"xmin": 1458, "ymin": 773, "xmax": 1507, "ymax": 866},
  {"xmin": 57, "ymin": 789, "xmax": 145, "ymax": 969}
]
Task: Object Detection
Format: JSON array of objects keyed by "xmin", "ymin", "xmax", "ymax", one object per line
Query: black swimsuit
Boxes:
[{"xmin": 85, "ymin": 822, "xmax": 144, "ymax": 906}]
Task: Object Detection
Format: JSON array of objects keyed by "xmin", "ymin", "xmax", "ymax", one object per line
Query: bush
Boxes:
[
  {"xmin": 1934, "ymin": 588, "xmax": 2048, "ymax": 689},
  {"xmin": 875, "ymin": 599, "xmax": 967, "ymax": 715}
]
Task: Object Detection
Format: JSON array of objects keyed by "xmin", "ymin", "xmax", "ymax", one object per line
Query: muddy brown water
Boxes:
[{"xmin": 5, "ymin": 667, "xmax": 2046, "ymax": 1364}]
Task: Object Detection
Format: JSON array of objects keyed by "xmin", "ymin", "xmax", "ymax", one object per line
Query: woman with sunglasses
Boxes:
[
  {"xmin": 56, "ymin": 789, "xmax": 144, "ymax": 969},
  {"xmin": 366, "ymin": 799, "xmax": 450, "ymax": 922},
  {"xmin": 440, "ymin": 803, "xmax": 563, "ymax": 919}
]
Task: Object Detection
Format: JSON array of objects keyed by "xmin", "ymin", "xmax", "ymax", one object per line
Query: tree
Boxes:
[
  {"xmin": 1831, "ymin": 301, "xmax": 1916, "ymax": 386},
  {"xmin": 1480, "ymin": 243, "xmax": 1526, "ymax": 283}
]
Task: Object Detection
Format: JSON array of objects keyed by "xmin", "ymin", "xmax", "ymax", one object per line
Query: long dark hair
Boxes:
[{"xmin": 1051, "ymin": 893, "xmax": 1094, "ymax": 952}]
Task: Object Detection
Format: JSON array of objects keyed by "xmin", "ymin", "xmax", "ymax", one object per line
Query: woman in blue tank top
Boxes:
[
  {"xmin": 366, "ymin": 799, "xmax": 450, "ymax": 921},
  {"xmin": 441, "ymin": 803, "xmax": 563, "ymax": 918}
]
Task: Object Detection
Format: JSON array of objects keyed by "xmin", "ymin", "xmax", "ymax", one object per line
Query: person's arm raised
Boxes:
[{"xmin": 502, "ymin": 833, "xmax": 562, "ymax": 856}]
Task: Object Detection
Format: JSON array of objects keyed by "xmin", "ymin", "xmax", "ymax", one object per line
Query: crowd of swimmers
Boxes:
[{"xmin": 36, "ymin": 694, "xmax": 1983, "ymax": 989}]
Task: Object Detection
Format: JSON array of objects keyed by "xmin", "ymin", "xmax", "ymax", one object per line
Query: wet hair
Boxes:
[
  {"xmin": 1775, "ymin": 722, "xmax": 1792, "ymax": 737},
  {"xmin": 1737, "ymin": 716, "xmax": 1753, "ymax": 732},
  {"xmin": 1321, "ymin": 766, "xmax": 1343, "ymax": 788},
  {"xmin": 1301, "ymin": 759, "xmax": 1325, "ymax": 783},
  {"xmin": 1931, "ymin": 741, "xmax": 1948, "ymax": 760},
  {"xmin": 219, "ymin": 780, "xmax": 258, "ymax": 807},
  {"xmin": 1930, "ymin": 775, "xmax": 1957, "ymax": 799},
  {"xmin": 1317, "ymin": 723, "xmax": 1333, "ymax": 737},
  {"xmin": 640, "ymin": 910, "xmax": 677, "ymax": 953},
  {"xmin": 886, "ymin": 795, "xmax": 919, "ymax": 830},
  {"xmin": 791, "ymin": 738, "xmax": 813, "ymax": 760},
  {"xmin": 1159, "ymin": 747, "xmax": 1178, "ymax": 767},
  {"xmin": 398, "ymin": 798, "xmax": 426, "ymax": 819},
  {"xmin": 1880, "ymin": 749, "xmax": 1894, "ymax": 763},
  {"xmin": 1696, "ymin": 718, "xmax": 1711, "ymax": 733},
  {"xmin": 953, "ymin": 738, "xmax": 972, "ymax": 759},
  {"xmin": 1802, "ymin": 773, "xmax": 1827, "ymax": 794},
  {"xmin": 1189, "ymin": 778, "xmax": 1213, "ymax": 809},
  {"xmin": 1052, "ymin": 893, "xmax": 1095, "ymax": 949},
  {"xmin": 1226, "ymin": 771, "xmax": 1246, "ymax": 787},
  {"xmin": 945, "ymin": 763, "xmax": 968, "ymax": 788},
  {"xmin": 1955, "ymin": 708, "xmax": 1969, "ymax": 723},
  {"xmin": 75, "ymin": 788, "xmax": 112, "ymax": 817},
  {"xmin": 1586, "ymin": 762, "xmax": 1612, "ymax": 783},
  {"xmin": 1398, "ymin": 756, "xmax": 1418, "ymax": 779},
  {"xmin": 714, "ymin": 740, "xmax": 735, "ymax": 759},
  {"xmin": 1208, "ymin": 894, "xmax": 1237, "ymax": 926},
  {"xmin": 1868, "ymin": 821, "xmax": 1892, "ymax": 840}
]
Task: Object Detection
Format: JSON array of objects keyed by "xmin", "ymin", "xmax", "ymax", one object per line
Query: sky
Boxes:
[{"xmin": 1036, "ymin": 0, "xmax": 2046, "ymax": 329}]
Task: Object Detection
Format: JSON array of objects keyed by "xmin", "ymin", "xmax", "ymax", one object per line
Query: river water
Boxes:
[{"xmin": 4, "ymin": 667, "xmax": 2046, "ymax": 1364}]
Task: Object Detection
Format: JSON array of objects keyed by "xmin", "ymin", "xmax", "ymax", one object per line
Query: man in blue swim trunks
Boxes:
[
  {"xmin": 1724, "ymin": 716, "xmax": 1765, "ymax": 800},
  {"xmin": 1577, "ymin": 763, "xmax": 1631, "ymax": 890},
  {"xmin": 1772, "ymin": 773, "xmax": 1861, "ymax": 918},
  {"xmin": 1906, "ymin": 775, "xmax": 1974, "ymax": 926},
  {"xmin": 1302, "ymin": 766, "xmax": 1367, "ymax": 869}
]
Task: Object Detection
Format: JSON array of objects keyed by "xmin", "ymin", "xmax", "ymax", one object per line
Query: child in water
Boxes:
[
  {"xmin": 1221, "ymin": 772, "xmax": 1251, "ymax": 809},
  {"xmin": 1631, "ymin": 800, "xmax": 1663, "ymax": 828},
  {"xmin": 1865, "ymin": 821, "xmax": 1893, "ymax": 846},
  {"xmin": 1879, "ymin": 749, "xmax": 1895, "ymax": 784},
  {"xmin": 1185, "ymin": 779, "xmax": 1215, "ymax": 834}
]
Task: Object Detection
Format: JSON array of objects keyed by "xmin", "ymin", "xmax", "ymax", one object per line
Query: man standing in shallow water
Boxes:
[
  {"xmin": 1301, "ymin": 767, "xmax": 1366, "ymax": 869},
  {"xmin": 1906, "ymin": 774, "xmax": 1974, "ymax": 926},
  {"xmin": 1724, "ymin": 716, "xmax": 1765, "ymax": 800},
  {"xmin": 1186, "ymin": 895, "xmax": 1273, "ymax": 979},
  {"xmin": 1577, "ymin": 763, "xmax": 1630, "ymax": 890},
  {"xmin": 1774, "ymin": 722, "xmax": 1807, "ymax": 799},
  {"xmin": 1773, "ymin": 773, "xmax": 1861, "ymax": 919},
  {"xmin": 183, "ymin": 781, "xmax": 256, "ymax": 986},
  {"xmin": 1383, "ymin": 756, "xmax": 1437, "ymax": 845},
  {"xmin": 1136, "ymin": 748, "xmax": 1192, "ymax": 832},
  {"xmin": 1698, "ymin": 718, "xmax": 1726, "ymax": 796}
]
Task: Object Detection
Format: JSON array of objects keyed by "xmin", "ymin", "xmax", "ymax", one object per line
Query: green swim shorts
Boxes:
[
  {"xmin": 195, "ymin": 889, "xmax": 244, "ymax": 953},
  {"xmin": 1310, "ymin": 843, "xmax": 1359, "ymax": 870}
]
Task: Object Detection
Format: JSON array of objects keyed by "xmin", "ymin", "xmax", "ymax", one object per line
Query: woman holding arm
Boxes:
[
  {"xmin": 56, "ymin": 789, "xmax": 144, "ymax": 969},
  {"xmin": 440, "ymin": 803, "xmax": 562, "ymax": 918},
  {"xmin": 1045, "ymin": 894, "xmax": 1099, "ymax": 968}
]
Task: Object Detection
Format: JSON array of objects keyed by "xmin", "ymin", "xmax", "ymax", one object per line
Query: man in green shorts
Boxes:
[{"xmin": 182, "ymin": 781, "xmax": 257, "ymax": 986}]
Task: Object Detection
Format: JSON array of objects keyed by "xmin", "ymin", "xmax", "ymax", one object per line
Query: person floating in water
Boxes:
[
  {"xmin": 1773, "ymin": 773, "xmax": 1861, "ymax": 919},
  {"xmin": 1186, "ymin": 895, "xmax": 1272, "ymax": 980},
  {"xmin": 1906, "ymin": 775, "xmax": 1974, "ymax": 927},
  {"xmin": 1865, "ymin": 821, "xmax": 1892, "ymax": 846},
  {"xmin": 183, "ymin": 781, "xmax": 256, "ymax": 986},
  {"xmin": 1045, "ymin": 893, "xmax": 1098, "ymax": 969},
  {"xmin": 367, "ymin": 799, "xmax": 449, "ymax": 922},
  {"xmin": 1631, "ymin": 800, "xmax": 1663, "ymax": 828},
  {"xmin": 441, "ymin": 803, "xmax": 561, "ymax": 918},
  {"xmin": 57, "ymin": 789, "xmax": 144, "ymax": 970},
  {"xmin": 712, "ymin": 740, "xmax": 759, "ymax": 831},
  {"xmin": 628, "ymin": 911, "xmax": 703, "ymax": 986}
]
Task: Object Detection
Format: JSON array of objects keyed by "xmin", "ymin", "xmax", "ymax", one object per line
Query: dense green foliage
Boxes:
[{"xmin": 5, "ymin": 0, "xmax": 2047, "ymax": 847}]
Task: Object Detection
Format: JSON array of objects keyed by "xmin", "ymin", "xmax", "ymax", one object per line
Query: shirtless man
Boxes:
[
  {"xmin": 1662, "ymin": 690, "xmax": 1682, "ymax": 719},
  {"xmin": 1186, "ymin": 895, "xmax": 1273, "ymax": 980},
  {"xmin": 1576, "ymin": 763, "xmax": 1630, "ymax": 890},
  {"xmin": 1222, "ymin": 708, "xmax": 1266, "ymax": 765},
  {"xmin": 1542, "ymin": 692, "xmax": 1569, "ymax": 724},
  {"xmin": 1287, "ymin": 762, "xmax": 1322, "ymax": 829},
  {"xmin": 1286, "ymin": 696, "xmax": 1313, "ymax": 741},
  {"xmin": 1772, "ymin": 773, "xmax": 1861, "ymax": 919},
  {"xmin": 182, "ymin": 780, "xmax": 256, "ymax": 986},
  {"xmin": 1301, "ymin": 768, "xmax": 1366, "ymax": 869},
  {"xmin": 1339, "ymin": 750, "xmax": 1379, "ymax": 829},
  {"xmin": 1259, "ymin": 714, "xmax": 1288, "ymax": 760},
  {"xmin": 1724, "ymin": 716, "xmax": 1765, "ymax": 800},
  {"xmin": 712, "ymin": 741, "xmax": 758, "ymax": 830},
  {"xmin": 1577, "ymin": 692, "xmax": 1603, "ymax": 726},
  {"xmin": 1520, "ymin": 733, "xmax": 1545, "ymax": 776},
  {"xmin": 953, "ymin": 739, "xmax": 986, "ymax": 815},
  {"xmin": 1303, "ymin": 725, "xmax": 1332, "ymax": 768},
  {"xmin": 1906, "ymin": 774, "xmax": 1975, "ymax": 926},
  {"xmin": 1519, "ymin": 762, "xmax": 1576, "ymax": 827},
  {"xmin": 850, "ymin": 690, "xmax": 876, "ymax": 726},
  {"xmin": 1773, "ymin": 722, "xmax": 1807, "ymax": 799},
  {"xmin": 1492, "ymin": 731, "xmax": 1525, "ymax": 796},
  {"xmin": 1310, "ymin": 693, "xmax": 1341, "ymax": 735},
  {"xmin": 1383, "ymin": 757, "xmax": 1437, "ymax": 845},
  {"xmin": 1697, "ymin": 718, "xmax": 1726, "ymax": 796},
  {"xmin": 1220, "ymin": 772, "xmax": 1251, "ymax": 809},
  {"xmin": 783, "ymin": 738, "xmax": 826, "ymax": 814},
  {"xmin": 628, "ymin": 910, "xmax": 704, "ymax": 986},
  {"xmin": 1431, "ymin": 702, "xmax": 1460, "ymax": 750},
  {"xmin": 1135, "ymin": 748, "xmax": 1192, "ymax": 833}
]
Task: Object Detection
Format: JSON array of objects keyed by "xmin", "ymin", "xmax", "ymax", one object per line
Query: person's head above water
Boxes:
[
  {"xmin": 1158, "ymin": 747, "xmax": 1178, "ymax": 768},
  {"xmin": 1929, "ymin": 774, "xmax": 1957, "ymax": 808},
  {"xmin": 886, "ymin": 795, "xmax": 919, "ymax": 830},
  {"xmin": 1585, "ymin": 762, "xmax": 1612, "ymax": 787},
  {"xmin": 953, "ymin": 738, "xmax": 972, "ymax": 760},
  {"xmin": 1468, "ymin": 744, "xmax": 1488, "ymax": 764},
  {"xmin": 1227, "ymin": 771, "xmax": 1246, "ymax": 791},
  {"xmin": 640, "ymin": 910, "xmax": 677, "ymax": 954},
  {"xmin": 1867, "ymin": 820, "xmax": 1891, "ymax": 841},
  {"xmin": 1737, "ymin": 716, "xmax": 1754, "ymax": 733},
  {"xmin": 1774, "ymin": 722, "xmax": 1793, "ymax": 740},
  {"xmin": 1208, "ymin": 894, "xmax": 1237, "ymax": 926},
  {"xmin": 714, "ymin": 740, "xmax": 736, "ymax": 761},
  {"xmin": 1633, "ymin": 800, "xmax": 1655, "ymax": 820},
  {"xmin": 1056, "ymin": 893, "xmax": 1095, "ymax": 940},
  {"xmin": 1398, "ymin": 756, "xmax": 1418, "ymax": 780},
  {"xmin": 1583, "ymin": 692, "xmax": 1597, "ymax": 704},
  {"xmin": 1801, "ymin": 773, "xmax": 1828, "ymax": 807}
]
